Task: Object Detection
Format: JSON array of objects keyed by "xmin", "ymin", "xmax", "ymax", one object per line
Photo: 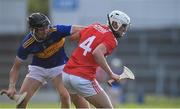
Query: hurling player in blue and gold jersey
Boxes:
[{"xmin": 6, "ymin": 13, "xmax": 88, "ymax": 108}]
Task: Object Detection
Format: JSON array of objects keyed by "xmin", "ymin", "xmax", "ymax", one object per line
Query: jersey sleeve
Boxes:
[
  {"xmin": 16, "ymin": 44, "xmax": 29, "ymax": 61},
  {"xmin": 56, "ymin": 25, "xmax": 72, "ymax": 37},
  {"xmin": 102, "ymin": 35, "xmax": 118, "ymax": 55}
]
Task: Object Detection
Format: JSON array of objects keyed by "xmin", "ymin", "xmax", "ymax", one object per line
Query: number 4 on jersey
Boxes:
[{"xmin": 79, "ymin": 36, "xmax": 96, "ymax": 56}]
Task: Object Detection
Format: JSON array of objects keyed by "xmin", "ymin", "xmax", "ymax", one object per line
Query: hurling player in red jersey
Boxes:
[{"xmin": 62, "ymin": 10, "xmax": 131, "ymax": 108}]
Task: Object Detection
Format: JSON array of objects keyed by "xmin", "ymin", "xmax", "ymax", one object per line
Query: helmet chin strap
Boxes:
[
  {"xmin": 107, "ymin": 14, "xmax": 122, "ymax": 39},
  {"xmin": 31, "ymin": 29, "xmax": 43, "ymax": 42}
]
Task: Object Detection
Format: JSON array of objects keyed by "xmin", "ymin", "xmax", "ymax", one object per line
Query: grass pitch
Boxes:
[{"xmin": 0, "ymin": 95, "xmax": 180, "ymax": 108}]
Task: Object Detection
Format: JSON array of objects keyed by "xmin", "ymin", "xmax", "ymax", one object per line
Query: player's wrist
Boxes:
[{"xmin": 109, "ymin": 72, "xmax": 114, "ymax": 78}]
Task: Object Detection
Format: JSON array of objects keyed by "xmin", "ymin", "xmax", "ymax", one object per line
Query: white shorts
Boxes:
[
  {"xmin": 26, "ymin": 65, "xmax": 65, "ymax": 84},
  {"xmin": 62, "ymin": 71, "xmax": 103, "ymax": 97}
]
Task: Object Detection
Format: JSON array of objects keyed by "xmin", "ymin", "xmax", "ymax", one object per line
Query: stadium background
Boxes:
[{"xmin": 0, "ymin": 0, "xmax": 180, "ymax": 108}]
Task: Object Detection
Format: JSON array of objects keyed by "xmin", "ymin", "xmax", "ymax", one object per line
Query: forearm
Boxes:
[
  {"xmin": 93, "ymin": 51, "xmax": 113, "ymax": 77},
  {"xmin": 9, "ymin": 68, "xmax": 19, "ymax": 87},
  {"xmin": 9, "ymin": 57, "xmax": 22, "ymax": 87},
  {"xmin": 69, "ymin": 25, "xmax": 85, "ymax": 41},
  {"xmin": 69, "ymin": 31, "xmax": 80, "ymax": 41},
  {"xmin": 71, "ymin": 25, "xmax": 86, "ymax": 34}
]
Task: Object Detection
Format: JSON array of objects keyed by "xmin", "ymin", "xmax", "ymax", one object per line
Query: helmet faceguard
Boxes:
[
  {"xmin": 28, "ymin": 13, "xmax": 51, "ymax": 42},
  {"xmin": 107, "ymin": 10, "xmax": 131, "ymax": 38}
]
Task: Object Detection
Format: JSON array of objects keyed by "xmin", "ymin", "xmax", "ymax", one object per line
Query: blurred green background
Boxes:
[
  {"xmin": 1, "ymin": 95, "xmax": 180, "ymax": 108},
  {"xmin": 28, "ymin": 0, "xmax": 49, "ymax": 15}
]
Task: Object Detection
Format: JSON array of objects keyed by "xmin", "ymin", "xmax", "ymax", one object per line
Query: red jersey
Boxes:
[{"xmin": 64, "ymin": 23, "xmax": 118, "ymax": 80}]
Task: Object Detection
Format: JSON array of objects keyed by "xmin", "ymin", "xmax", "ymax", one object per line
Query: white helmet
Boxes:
[{"xmin": 108, "ymin": 10, "xmax": 130, "ymax": 31}]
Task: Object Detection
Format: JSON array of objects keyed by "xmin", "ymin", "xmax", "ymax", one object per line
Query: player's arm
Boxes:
[
  {"xmin": 56, "ymin": 25, "xmax": 85, "ymax": 41},
  {"xmin": 69, "ymin": 31, "xmax": 81, "ymax": 41},
  {"xmin": 92, "ymin": 43, "xmax": 119, "ymax": 81},
  {"xmin": 7, "ymin": 43, "xmax": 28, "ymax": 98},
  {"xmin": 71, "ymin": 25, "xmax": 85, "ymax": 34},
  {"xmin": 69, "ymin": 25, "xmax": 86, "ymax": 41},
  {"xmin": 7, "ymin": 57, "xmax": 23, "ymax": 98}
]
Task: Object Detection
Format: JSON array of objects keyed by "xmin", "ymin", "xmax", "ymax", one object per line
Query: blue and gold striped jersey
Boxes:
[{"xmin": 17, "ymin": 25, "xmax": 72, "ymax": 68}]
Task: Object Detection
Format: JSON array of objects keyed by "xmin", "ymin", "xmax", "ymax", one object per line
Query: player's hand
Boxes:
[
  {"xmin": 108, "ymin": 73, "xmax": 120, "ymax": 86},
  {"xmin": 7, "ymin": 87, "xmax": 17, "ymax": 99},
  {"xmin": 110, "ymin": 73, "xmax": 120, "ymax": 81}
]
